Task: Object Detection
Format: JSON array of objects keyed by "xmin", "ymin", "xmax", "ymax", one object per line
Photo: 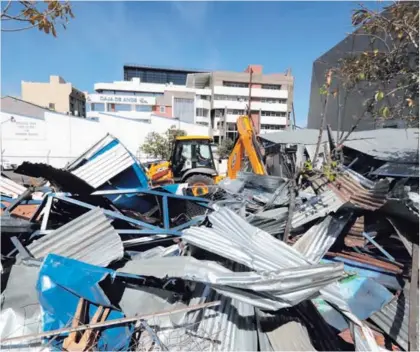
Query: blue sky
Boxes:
[{"xmin": 1, "ymin": 1, "xmax": 386, "ymax": 126}]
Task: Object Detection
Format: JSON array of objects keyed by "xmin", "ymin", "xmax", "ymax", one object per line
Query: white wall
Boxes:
[{"xmin": 1, "ymin": 111, "xmax": 209, "ymax": 168}]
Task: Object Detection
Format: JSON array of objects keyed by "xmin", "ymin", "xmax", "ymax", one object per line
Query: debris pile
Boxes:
[{"xmin": 0, "ymin": 131, "xmax": 418, "ymax": 351}]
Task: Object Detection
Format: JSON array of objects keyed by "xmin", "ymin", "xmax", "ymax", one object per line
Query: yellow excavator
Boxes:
[{"xmin": 147, "ymin": 115, "xmax": 267, "ymax": 196}]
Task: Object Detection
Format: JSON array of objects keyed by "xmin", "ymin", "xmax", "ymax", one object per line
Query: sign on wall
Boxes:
[
  {"xmin": 1, "ymin": 114, "xmax": 46, "ymax": 140},
  {"xmin": 87, "ymin": 94, "xmax": 155, "ymax": 105}
]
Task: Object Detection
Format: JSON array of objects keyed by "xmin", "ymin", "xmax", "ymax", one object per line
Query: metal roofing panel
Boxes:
[
  {"xmin": 72, "ymin": 143, "xmax": 135, "ymax": 188},
  {"xmin": 370, "ymin": 291, "xmax": 409, "ymax": 350},
  {"xmin": 292, "ymin": 189, "xmax": 345, "ymax": 229},
  {"xmin": 182, "ymin": 208, "xmax": 380, "ymax": 350},
  {"xmin": 66, "ymin": 134, "xmax": 116, "ymax": 170},
  {"xmin": 294, "ymin": 213, "xmax": 352, "ymax": 263},
  {"xmin": 370, "ymin": 162, "xmax": 419, "ymax": 178},
  {"xmin": 0, "ymin": 263, "xmax": 42, "ymax": 346},
  {"xmin": 261, "ymin": 128, "xmax": 419, "ymax": 163},
  {"xmin": 118, "ymin": 255, "xmax": 345, "ymax": 310},
  {"xmin": 0, "ymin": 176, "xmax": 27, "ymax": 198},
  {"xmin": 21, "ymin": 208, "xmax": 123, "ymax": 266}
]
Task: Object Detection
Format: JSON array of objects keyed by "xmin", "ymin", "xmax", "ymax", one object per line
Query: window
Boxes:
[
  {"xmin": 196, "ymin": 108, "xmax": 209, "ymax": 117},
  {"xmin": 261, "ymin": 124, "xmax": 285, "ymax": 130},
  {"xmin": 102, "ymin": 90, "xmax": 116, "ymax": 95},
  {"xmin": 198, "ymin": 95, "xmax": 210, "ymax": 100},
  {"xmin": 115, "ymin": 90, "xmax": 135, "ymax": 96},
  {"xmin": 136, "ymin": 105, "xmax": 152, "ymax": 112},
  {"xmin": 214, "ymin": 95, "xmax": 248, "ymax": 102},
  {"xmin": 91, "ymin": 103, "xmax": 105, "ymax": 112},
  {"xmin": 114, "ymin": 104, "xmax": 132, "ymax": 112},
  {"xmin": 223, "ymin": 81, "xmax": 248, "ymax": 88},
  {"xmin": 261, "ymin": 111, "xmax": 286, "ymax": 117},
  {"xmin": 134, "ymin": 92, "xmax": 163, "ymax": 97},
  {"xmin": 49, "ymin": 103, "xmax": 55, "ymax": 110},
  {"xmin": 261, "ymin": 84, "xmax": 281, "ymax": 90},
  {"xmin": 159, "ymin": 106, "xmax": 166, "ymax": 113},
  {"xmin": 227, "ymin": 109, "xmax": 245, "ymax": 115}
]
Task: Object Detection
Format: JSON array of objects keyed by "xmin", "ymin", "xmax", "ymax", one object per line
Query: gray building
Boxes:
[{"xmin": 307, "ymin": 14, "xmax": 410, "ymax": 132}]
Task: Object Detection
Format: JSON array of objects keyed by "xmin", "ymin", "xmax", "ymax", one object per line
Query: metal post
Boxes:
[{"xmin": 409, "ymin": 243, "xmax": 419, "ymax": 351}]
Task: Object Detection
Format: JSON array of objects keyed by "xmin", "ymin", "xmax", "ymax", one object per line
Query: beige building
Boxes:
[{"xmin": 21, "ymin": 75, "xmax": 86, "ymax": 117}]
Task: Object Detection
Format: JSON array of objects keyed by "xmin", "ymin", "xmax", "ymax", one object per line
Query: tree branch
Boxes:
[
  {"xmin": 385, "ymin": 81, "xmax": 419, "ymax": 97},
  {"xmin": 1, "ymin": 23, "xmax": 38, "ymax": 32},
  {"xmin": 0, "ymin": 0, "xmax": 13, "ymax": 17}
]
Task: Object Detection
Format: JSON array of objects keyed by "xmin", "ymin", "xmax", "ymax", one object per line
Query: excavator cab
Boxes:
[
  {"xmin": 147, "ymin": 136, "xmax": 219, "ymax": 196},
  {"xmin": 170, "ymin": 136, "xmax": 218, "ymax": 196}
]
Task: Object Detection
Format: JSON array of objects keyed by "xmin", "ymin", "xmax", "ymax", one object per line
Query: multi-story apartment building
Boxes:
[
  {"xmin": 21, "ymin": 75, "xmax": 86, "ymax": 117},
  {"xmin": 187, "ymin": 64, "xmax": 294, "ymax": 140},
  {"xmin": 86, "ymin": 64, "xmax": 294, "ymax": 139}
]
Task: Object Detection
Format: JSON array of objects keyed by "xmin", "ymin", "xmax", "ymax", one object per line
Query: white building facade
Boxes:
[{"xmin": 87, "ymin": 64, "xmax": 294, "ymax": 140}]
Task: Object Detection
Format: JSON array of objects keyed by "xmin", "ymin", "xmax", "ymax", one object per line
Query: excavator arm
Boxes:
[{"xmin": 227, "ymin": 115, "xmax": 267, "ymax": 179}]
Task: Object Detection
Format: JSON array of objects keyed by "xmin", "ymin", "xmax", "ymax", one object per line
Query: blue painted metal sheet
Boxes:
[
  {"xmin": 313, "ymin": 276, "xmax": 394, "ymax": 332},
  {"xmin": 37, "ymin": 254, "xmax": 131, "ymax": 351},
  {"xmin": 321, "ymin": 258, "xmax": 402, "ymax": 290}
]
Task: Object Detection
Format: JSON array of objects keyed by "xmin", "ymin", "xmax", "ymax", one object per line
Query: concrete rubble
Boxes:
[{"xmin": 0, "ymin": 130, "xmax": 418, "ymax": 351}]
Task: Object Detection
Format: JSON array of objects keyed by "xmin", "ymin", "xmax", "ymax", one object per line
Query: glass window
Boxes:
[
  {"xmin": 223, "ymin": 81, "xmax": 248, "ymax": 88},
  {"xmin": 160, "ymin": 106, "xmax": 166, "ymax": 113},
  {"xmin": 196, "ymin": 108, "xmax": 209, "ymax": 117},
  {"xmin": 114, "ymin": 104, "xmax": 132, "ymax": 112},
  {"xmin": 136, "ymin": 105, "xmax": 152, "ymax": 112},
  {"xmin": 91, "ymin": 103, "xmax": 105, "ymax": 112},
  {"xmin": 102, "ymin": 90, "xmax": 115, "ymax": 95},
  {"xmin": 261, "ymin": 84, "xmax": 281, "ymax": 90}
]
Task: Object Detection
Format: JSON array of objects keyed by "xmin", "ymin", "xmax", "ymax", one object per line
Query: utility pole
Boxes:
[{"xmin": 247, "ymin": 68, "xmax": 253, "ymax": 118}]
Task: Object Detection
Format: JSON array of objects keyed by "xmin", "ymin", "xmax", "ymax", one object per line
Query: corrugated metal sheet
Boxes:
[
  {"xmin": 0, "ymin": 176, "xmax": 27, "ymax": 198},
  {"xmin": 247, "ymin": 207, "xmax": 288, "ymax": 236},
  {"xmin": 72, "ymin": 143, "xmax": 135, "ymax": 188},
  {"xmin": 66, "ymin": 134, "xmax": 115, "ymax": 170},
  {"xmin": 19, "ymin": 208, "xmax": 123, "ymax": 267},
  {"xmin": 261, "ymin": 128, "xmax": 419, "ymax": 163},
  {"xmin": 182, "ymin": 208, "xmax": 381, "ymax": 350},
  {"xmin": 345, "ymin": 216, "xmax": 365, "ymax": 247},
  {"xmin": 292, "ymin": 189, "xmax": 345, "ymax": 229},
  {"xmin": 237, "ymin": 172, "xmax": 286, "ymax": 192},
  {"xmin": 118, "ymin": 256, "xmax": 345, "ymax": 310},
  {"xmin": 312, "ymin": 173, "xmax": 389, "ymax": 211},
  {"xmin": 370, "ymin": 291, "xmax": 409, "ymax": 351},
  {"xmin": 0, "ymin": 263, "xmax": 42, "ymax": 347},
  {"xmin": 293, "ymin": 213, "xmax": 352, "ymax": 263}
]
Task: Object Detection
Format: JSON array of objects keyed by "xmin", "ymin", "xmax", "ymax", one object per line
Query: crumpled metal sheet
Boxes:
[
  {"xmin": 293, "ymin": 212, "xmax": 353, "ymax": 263},
  {"xmin": 183, "ymin": 208, "xmax": 381, "ymax": 350},
  {"xmin": 292, "ymin": 189, "xmax": 345, "ymax": 229},
  {"xmin": 247, "ymin": 207, "xmax": 288, "ymax": 236},
  {"xmin": 72, "ymin": 142, "xmax": 135, "ymax": 188},
  {"xmin": 128, "ymin": 244, "xmax": 180, "ymax": 260},
  {"xmin": 118, "ymin": 255, "xmax": 345, "ymax": 310},
  {"xmin": 19, "ymin": 208, "xmax": 123, "ymax": 267},
  {"xmin": 237, "ymin": 172, "xmax": 286, "ymax": 192},
  {"xmin": 0, "ymin": 263, "xmax": 42, "ymax": 348},
  {"xmin": 370, "ymin": 289, "xmax": 409, "ymax": 350}
]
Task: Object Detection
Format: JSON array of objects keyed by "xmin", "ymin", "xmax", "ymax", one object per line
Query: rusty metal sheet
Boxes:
[
  {"xmin": 345, "ymin": 216, "xmax": 366, "ymax": 247},
  {"xmin": 311, "ymin": 173, "xmax": 389, "ymax": 211}
]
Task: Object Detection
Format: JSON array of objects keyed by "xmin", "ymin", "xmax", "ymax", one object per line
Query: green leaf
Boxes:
[
  {"xmin": 373, "ymin": 49, "xmax": 379, "ymax": 56},
  {"xmin": 381, "ymin": 106, "xmax": 390, "ymax": 118},
  {"xmin": 375, "ymin": 91, "xmax": 384, "ymax": 101},
  {"xmin": 358, "ymin": 73, "xmax": 365, "ymax": 80}
]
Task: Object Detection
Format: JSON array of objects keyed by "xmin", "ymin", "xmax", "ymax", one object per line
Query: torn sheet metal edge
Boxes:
[
  {"xmin": 370, "ymin": 291, "xmax": 409, "ymax": 351},
  {"xmin": 72, "ymin": 142, "xmax": 135, "ymax": 188},
  {"xmin": 19, "ymin": 207, "xmax": 123, "ymax": 267},
  {"xmin": 0, "ymin": 176, "xmax": 27, "ymax": 199},
  {"xmin": 293, "ymin": 212, "xmax": 353, "ymax": 263},
  {"xmin": 292, "ymin": 189, "xmax": 344, "ymax": 229}
]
